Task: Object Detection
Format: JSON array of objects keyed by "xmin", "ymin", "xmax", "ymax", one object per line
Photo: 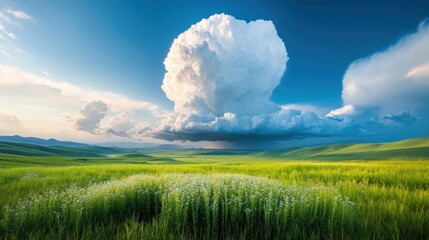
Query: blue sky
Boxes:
[{"xmin": 0, "ymin": 0, "xmax": 428, "ymax": 148}]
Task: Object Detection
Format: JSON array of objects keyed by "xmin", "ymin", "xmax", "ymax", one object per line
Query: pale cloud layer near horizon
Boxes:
[{"xmin": 0, "ymin": 65, "xmax": 167, "ymax": 143}]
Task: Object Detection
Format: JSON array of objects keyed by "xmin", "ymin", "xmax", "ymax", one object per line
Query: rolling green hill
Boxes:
[
  {"xmin": 0, "ymin": 137, "xmax": 428, "ymax": 166},
  {"xmin": 111, "ymin": 153, "xmax": 180, "ymax": 164},
  {"xmin": 0, "ymin": 141, "xmax": 181, "ymax": 168},
  {"xmin": 260, "ymin": 137, "xmax": 429, "ymax": 160},
  {"xmin": 0, "ymin": 152, "xmax": 181, "ymax": 168},
  {"xmin": 0, "ymin": 135, "xmax": 89, "ymax": 147},
  {"xmin": 0, "ymin": 141, "xmax": 124, "ymax": 157}
]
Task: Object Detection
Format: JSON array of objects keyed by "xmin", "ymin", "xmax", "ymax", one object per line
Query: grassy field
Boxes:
[{"xmin": 0, "ymin": 138, "xmax": 428, "ymax": 239}]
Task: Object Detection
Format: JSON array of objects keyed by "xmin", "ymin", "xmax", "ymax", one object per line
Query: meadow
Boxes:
[{"xmin": 0, "ymin": 138, "xmax": 428, "ymax": 239}]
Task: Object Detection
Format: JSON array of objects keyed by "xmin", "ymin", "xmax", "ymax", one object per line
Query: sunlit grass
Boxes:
[
  {"xmin": 0, "ymin": 160, "xmax": 428, "ymax": 239},
  {"xmin": 1, "ymin": 174, "xmax": 354, "ymax": 239}
]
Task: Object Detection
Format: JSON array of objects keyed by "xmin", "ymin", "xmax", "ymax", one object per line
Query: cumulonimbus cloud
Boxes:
[
  {"xmin": 161, "ymin": 13, "xmax": 287, "ymax": 117},
  {"xmin": 143, "ymin": 15, "xmax": 429, "ymax": 142},
  {"xmin": 143, "ymin": 14, "xmax": 355, "ymax": 142}
]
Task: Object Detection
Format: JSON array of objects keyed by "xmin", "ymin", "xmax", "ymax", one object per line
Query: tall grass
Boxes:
[
  {"xmin": 0, "ymin": 160, "xmax": 428, "ymax": 239},
  {"xmin": 1, "ymin": 174, "xmax": 354, "ymax": 239},
  {"xmin": 1, "ymin": 175, "xmax": 162, "ymax": 235}
]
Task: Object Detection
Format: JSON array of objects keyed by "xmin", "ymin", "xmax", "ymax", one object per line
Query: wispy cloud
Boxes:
[
  {"xmin": 0, "ymin": 11, "xmax": 17, "ymax": 26},
  {"xmin": 0, "ymin": 22, "xmax": 16, "ymax": 40},
  {"xmin": 41, "ymin": 69, "xmax": 50, "ymax": 76},
  {"xmin": 0, "ymin": 5, "xmax": 33, "ymax": 59},
  {"xmin": 0, "ymin": 45, "xmax": 11, "ymax": 57},
  {"xmin": 5, "ymin": 6, "xmax": 32, "ymax": 20}
]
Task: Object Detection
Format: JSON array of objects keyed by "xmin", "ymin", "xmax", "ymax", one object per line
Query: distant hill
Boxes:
[
  {"xmin": 143, "ymin": 144, "xmax": 185, "ymax": 151},
  {"xmin": 0, "ymin": 135, "xmax": 428, "ymax": 160},
  {"xmin": 112, "ymin": 153, "xmax": 180, "ymax": 164},
  {"xmin": 0, "ymin": 135, "xmax": 185, "ymax": 157},
  {"xmin": 97, "ymin": 141, "xmax": 158, "ymax": 149},
  {"xmin": 96, "ymin": 142, "xmax": 185, "ymax": 151},
  {"xmin": 0, "ymin": 141, "xmax": 125, "ymax": 157},
  {"xmin": 0, "ymin": 135, "xmax": 89, "ymax": 147},
  {"xmin": 259, "ymin": 137, "xmax": 429, "ymax": 160},
  {"xmin": 170, "ymin": 149, "xmax": 255, "ymax": 156}
]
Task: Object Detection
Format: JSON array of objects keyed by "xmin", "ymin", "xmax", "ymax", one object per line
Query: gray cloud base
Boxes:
[{"xmin": 147, "ymin": 109, "xmax": 362, "ymax": 142}]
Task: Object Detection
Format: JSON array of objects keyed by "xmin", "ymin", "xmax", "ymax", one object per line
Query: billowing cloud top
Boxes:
[
  {"xmin": 342, "ymin": 21, "xmax": 429, "ymax": 114},
  {"xmin": 162, "ymin": 13, "xmax": 287, "ymax": 116}
]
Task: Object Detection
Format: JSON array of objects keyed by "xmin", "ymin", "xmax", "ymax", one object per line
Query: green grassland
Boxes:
[
  {"xmin": 0, "ymin": 138, "xmax": 428, "ymax": 239},
  {"xmin": 0, "ymin": 141, "xmax": 125, "ymax": 157}
]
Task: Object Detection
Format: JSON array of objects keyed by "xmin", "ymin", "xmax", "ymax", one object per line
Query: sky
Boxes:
[{"xmin": 0, "ymin": 0, "xmax": 428, "ymax": 148}]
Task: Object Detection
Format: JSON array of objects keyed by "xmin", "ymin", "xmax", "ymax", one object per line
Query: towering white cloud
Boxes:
[
  {"xmin": 162, "ymin": 13, "xmax": 287, "ymax": 117},
  {"xmin": 145, "ymin": 14, "xmax": 351, "ymax": 142},
  {"xmin": 341, "ymin": 21, "xmax": 429, "ymax": 115}
]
